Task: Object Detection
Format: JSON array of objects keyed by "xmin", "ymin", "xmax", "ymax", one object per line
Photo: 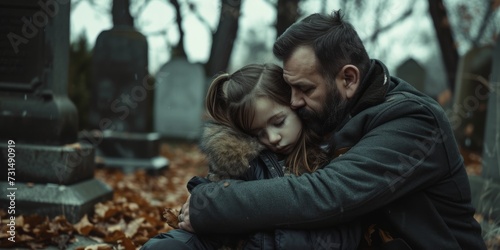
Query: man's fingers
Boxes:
[{"xmin": 178, "ymin": 195, "xmax": 194, "ymax": 232}]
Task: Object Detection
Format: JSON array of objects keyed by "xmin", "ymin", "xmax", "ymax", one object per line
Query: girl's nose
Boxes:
[{"xmin": 268, "ymin": 132, "xmax": 281, "ymax": 145}]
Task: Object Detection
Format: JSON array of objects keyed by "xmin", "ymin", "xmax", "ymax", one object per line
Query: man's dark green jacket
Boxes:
[{"xmin": 189, "ymin": 60, "xmax": 486, "ymax": 249}]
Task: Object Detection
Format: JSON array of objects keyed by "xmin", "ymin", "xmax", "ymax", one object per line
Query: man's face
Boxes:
[{"xmin": 283, "ymin": 46, "xmax": 349, "ymax": 135}]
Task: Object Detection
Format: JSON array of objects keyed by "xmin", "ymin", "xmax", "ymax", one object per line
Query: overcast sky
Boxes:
[{"xmin": 69, "ymin": 0, "xmax": 490, "ymax": 80}]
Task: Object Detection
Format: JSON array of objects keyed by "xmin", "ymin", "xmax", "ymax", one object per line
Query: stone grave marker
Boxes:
[
  {"xmin": 0, "ymin": 0, "xmax": 112, "ymax": 223},
  {"xmin": 482, "ymin": 39, "xmax": 500, "ymax": 183},
  {"xmin": 89, "ymin": 0, "xmax": 150, "ymax": 133},
  {"xmin": 154, "ymin": 57, "xmax": 205, "ymax": 140},
  {"xmin": 472, "ymin": 40, "xmax": 500, "ymax": 223},
  {"xmin": 396, "ymin": 58, "xmax": 426, "ymax": 93},
  {"xmin": 451, "ymin": 45, "xmax": 493, "ymax": 153},
  {"xmin": 87, "ymin": 0, "xmax": 168, "ymax": 172},
  {"xmin": 469, "ymin": 39, "xmax": 500, "ymax": 225}
]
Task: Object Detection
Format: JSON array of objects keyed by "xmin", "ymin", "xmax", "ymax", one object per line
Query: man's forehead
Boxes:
[{"xmin": 283, "ymin": 46, "xmax": 318, "ymax": 75}]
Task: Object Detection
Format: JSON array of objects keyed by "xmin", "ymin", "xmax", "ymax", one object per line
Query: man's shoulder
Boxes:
[{"xmin": 374, "ymin": 79, "xmax": 444, "ymax": 117}]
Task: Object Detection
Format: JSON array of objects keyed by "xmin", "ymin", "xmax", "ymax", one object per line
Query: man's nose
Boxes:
[{"xmin": 290, "ymin": 91, "xmax": 305, "ymax": 109}]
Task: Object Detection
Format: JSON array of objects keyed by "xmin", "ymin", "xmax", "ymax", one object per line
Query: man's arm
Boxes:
[{"xmin": 188, "ymin": 102, "xmax": 454, "ymax": 234}]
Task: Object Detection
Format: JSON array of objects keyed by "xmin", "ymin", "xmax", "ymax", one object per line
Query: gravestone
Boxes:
[
  {"xmin": 422, "ymin": 56, "xmax": 451, "ymax": 107},
  {"xmin": 88, "ymin": 0, "xmax": 168, "ymax": 172},
  {"xmin": 451, "ymin": 46, "xmax": 493, "ymax": 153},
  {"xmin": 396, "ymin": 58, "xmax": 426, "ymax": 93},
  {"xmin": 89, "ymin": 0, "xmax": 150, "ymax": 133},
  {"xmin": 0, "ymin": 0, "xmax": 112, "ymax": 223},
  {"xmin": 154, "ymin": 57, "xmax": 205, "ymax": 140},
  {"xmin": 468, "ymin": 39, "xmax": 500, "ymax": 225},
  {"xmin": 482, "ymin": 39, "xmax": 500, "ymax": 183}
]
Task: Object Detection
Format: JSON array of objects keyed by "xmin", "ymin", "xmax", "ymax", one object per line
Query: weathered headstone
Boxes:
[
  {"xmin": 422, "ymin": 56, "xmax": 452, "ymax": 107},
  {"xmin": 469, "ymin": 39, "xmax": 500, "ymax": 225},
  {"xmin": 482, "ymin": 39, "xmax": 500, "ymax": 183},
  {"xmin": 451, "ymin": 46, "xmax": 493, "ymax": 153},
  {"xmin": 0, "ymin": 0, "xmax": 112, "ymax": 223},
  {"xmin": 88, "ymin": 0, "xmax": 168, "ymax": 172},
  {"xmin": 89, "ymin": 0, "xmax": 150, "ymax": 133},
  {"xmin": 154, "ymin": 57, "xmax": 205, "ymax": 140},
  {"xmin": 396, "ymin": 58, "xmax": 426, "ymax": 93}
]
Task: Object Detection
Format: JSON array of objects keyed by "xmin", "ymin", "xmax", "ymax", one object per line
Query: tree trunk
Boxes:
[
  {"xmin": 428, "ymin": 0, "xmax": 459, "ymax": 93},
  {"xmin": 276, "ymin": 0, "xmax": 299, "ymax": 38},
  {"xmin": 170, "ymin": 0, "xmax": 186, "ymax": 57},
  {"xmin": 205, "ymin": 0, "xmax": 242, "ymax": 77}
]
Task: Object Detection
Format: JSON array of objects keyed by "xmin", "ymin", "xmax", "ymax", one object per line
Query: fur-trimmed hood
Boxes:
[{"xmin": 199, "ymin": 121, "xmax": 264, "ymax": 181}]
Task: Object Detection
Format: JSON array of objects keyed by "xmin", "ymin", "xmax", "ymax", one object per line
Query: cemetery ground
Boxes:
[{"xmin": 0, "ymin": 142, "xmax": 499, "ymax": 250}]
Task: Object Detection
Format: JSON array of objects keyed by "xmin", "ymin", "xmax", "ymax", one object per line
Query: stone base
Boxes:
[
  {"xmin": 0, "ymin": 178, "xmax": 113, "ymax": 224},
  {"xmin": 80, "ymin": 130, "xmax": 169, "ymax": 173},
  {"xmin": 0, "ymin": 142, "xmax": 95, "ymax": 185},
  {"xmin": 98, "ymin": 156, "xmax": 169, "ymax": 174},
  {"xmin": 468, "ymin": 175, "xmax": 500, "ymax": 221}
]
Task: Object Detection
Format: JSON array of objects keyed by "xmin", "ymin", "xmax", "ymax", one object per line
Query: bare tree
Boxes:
[
  {"xmin": 428, "ymin": 0, "xmax": 460, "ymax": 93},
  {"xmin": 276, "ymin": 0, "xmax": 300, "ymax": 38},
  {"xmin": 428, "ymin": 0, "xmax": 499, "ymax": 93},
  {"xmin": 205, "ymin": 0, "xmax": 242, "ymax": 77},
  {"xmin": 170, "ymin": 0, "xmax": 186, "ymax": 57}
]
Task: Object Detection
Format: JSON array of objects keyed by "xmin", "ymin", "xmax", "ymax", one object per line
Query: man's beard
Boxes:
[{"xmin": 297, "ymin": 86, "xmax": 349, "ymax": 136}]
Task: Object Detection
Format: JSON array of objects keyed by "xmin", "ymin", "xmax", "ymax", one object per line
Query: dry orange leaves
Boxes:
[{"xmin": 0, "ymin": 143, "xmax": 208, "ymax": 249}]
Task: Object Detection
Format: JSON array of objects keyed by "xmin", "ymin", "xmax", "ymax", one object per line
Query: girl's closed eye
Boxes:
[{"xmin": 275, "ymin": 117, "xmax": 285, "ymax": 127}]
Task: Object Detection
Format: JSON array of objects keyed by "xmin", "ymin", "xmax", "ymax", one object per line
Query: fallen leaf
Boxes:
[
  {"xmin": 124, "ymin": 217, "xmax": 144, "ymax": 238},
  {"xmin": 74, "ymin": 215, "xmax": 94, "ymax": 236},
  {"xmin": 163, "ymin": 208, "xmax": 180, "ymax": 229}
]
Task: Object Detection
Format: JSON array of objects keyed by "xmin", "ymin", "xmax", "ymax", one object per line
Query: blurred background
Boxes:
[{"xmin": 68, "ymin": 0, "xmax": 499, "ymax": 143}]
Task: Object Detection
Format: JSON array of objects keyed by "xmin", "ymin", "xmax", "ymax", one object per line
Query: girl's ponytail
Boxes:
[{"xmin": 205, "ymin": 73, "xmax": 232, "ymax": 126}]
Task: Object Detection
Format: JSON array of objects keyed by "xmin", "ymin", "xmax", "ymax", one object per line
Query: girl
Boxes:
[
  {"xmin": 202, "ymin": 63, "xmax": 328, "ymax": 180},
  {"xmin": 141, "ymin": 63, "xmax": 361, "ymax": 250}
]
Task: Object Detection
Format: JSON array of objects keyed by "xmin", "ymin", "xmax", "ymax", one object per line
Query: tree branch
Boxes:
[
  {"xmin": 87, "ymin": 0, "xmax": 111, "ymax": 15},
  {"xmin": 472, "ymin": 0, "xmax": 495, "ymax": 47},
  {"xmin": 186, "ymin": 1, "xmax": 216, "ymax": 34},
  {"xmin": 134, "ymin": 0, "xmax": 153, "ymax": 18},
  {"xmin": 367, "ymin": 5, "xmax": 414, "ymax": 42},
  {"xmin": 71, "ymin": 0, "xmax": 84, "ymax": 11},
  {"xmin": 262, "ymin": 0, "xmax": 277, "ymax": 8}
]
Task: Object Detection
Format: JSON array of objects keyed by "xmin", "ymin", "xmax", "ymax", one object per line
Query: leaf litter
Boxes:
[{"xmin": 0, "ymin": 143, "xmax": 208, "ymax": 249}]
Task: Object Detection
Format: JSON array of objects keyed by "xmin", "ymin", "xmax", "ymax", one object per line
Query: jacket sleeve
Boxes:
[{"xmin": 189, "ymin": 99, "xmax": 458, "ymax": 234}]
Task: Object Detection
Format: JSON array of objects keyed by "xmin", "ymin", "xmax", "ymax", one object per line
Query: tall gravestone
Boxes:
[
  {"xmin": 396, "ymin": 58, "xmax": 426, "ymax": 93},
  {"xmin": 483, "ymin": 39, "xmax": 500, "ymax": 183},
  {"xmin": 0, "ymin": 0, "xmax": 112, "ymax": 223},
  {"xmin": 451, "ymin": 46, "xmax": 493, "ymax": 153},
  {"xmin": 88, "ymin": 0, "xmax": 168, "ymax": 172},
  {"xmin": 154, "ymin": 57, "xmax": 205, "ymax": 140},
  {"xmin": 469, "ymin": 39, "xmax": 500, "ymax": 226}
]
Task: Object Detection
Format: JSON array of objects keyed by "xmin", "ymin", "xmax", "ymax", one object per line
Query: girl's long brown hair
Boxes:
[{"xmin": 205, "ymin": 64, "xmax": 328, "ymax": 175}]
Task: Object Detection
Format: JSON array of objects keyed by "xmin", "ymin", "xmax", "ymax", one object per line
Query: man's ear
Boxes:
[{"xmin": 340, "ymin": 65, "xmax": 360, "ymax": 99}]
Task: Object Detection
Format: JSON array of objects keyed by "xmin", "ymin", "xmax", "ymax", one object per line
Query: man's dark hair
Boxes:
[{"xmin": 273, "ymin": 10, "xmax": 370, "ymax": 82}]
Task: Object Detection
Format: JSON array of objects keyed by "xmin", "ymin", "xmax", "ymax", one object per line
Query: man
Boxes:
[{"xmin": 178, "ymin": 11, "xmax": 486, "ymax": 249}]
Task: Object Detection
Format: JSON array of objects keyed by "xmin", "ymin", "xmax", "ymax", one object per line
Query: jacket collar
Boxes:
[
  {"xmin": 349, "ymin": 59, "xmax": 391, "ymax": 116},
  {"xmin": 333, "ymin": 59, "xmax": 391, "ymax": 132}
]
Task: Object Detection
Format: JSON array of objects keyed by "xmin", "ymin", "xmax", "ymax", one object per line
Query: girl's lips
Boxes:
[{"xmin": 277, "ymin": 145, "xmax": 291, "ymax": 154}]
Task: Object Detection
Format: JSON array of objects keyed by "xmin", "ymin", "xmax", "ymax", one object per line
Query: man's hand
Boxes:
[{"xmin": 178, "ymin": 195, "xmax": 195, "ymax": 232}]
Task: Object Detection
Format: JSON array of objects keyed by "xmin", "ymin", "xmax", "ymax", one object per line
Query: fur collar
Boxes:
[{"xmin": 199, "ymin": 121, "xmax": 264, "ymax": 181}]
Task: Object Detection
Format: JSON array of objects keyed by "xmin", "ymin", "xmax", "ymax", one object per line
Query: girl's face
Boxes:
[{"xmin": 249, "ymin": 97, "xmax": 302, "ymax": 155}]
